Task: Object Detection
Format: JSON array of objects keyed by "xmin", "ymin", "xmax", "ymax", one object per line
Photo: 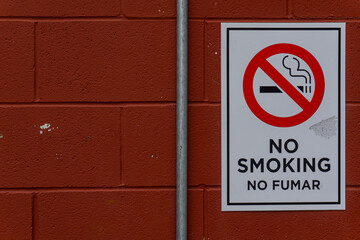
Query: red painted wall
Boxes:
[{"xmin": 0, "ymin": 0, "xmax": 358, "ymax": 239}]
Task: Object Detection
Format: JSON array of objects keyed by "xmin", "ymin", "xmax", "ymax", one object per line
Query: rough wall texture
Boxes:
[{"xmin": 0, "ymin": 0, "xmax": 358, "ymax": 239}]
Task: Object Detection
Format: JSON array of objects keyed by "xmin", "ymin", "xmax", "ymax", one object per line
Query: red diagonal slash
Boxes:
[{"xmin": 259, "ymin": 59, "xmax": 311, "ymax": 110}]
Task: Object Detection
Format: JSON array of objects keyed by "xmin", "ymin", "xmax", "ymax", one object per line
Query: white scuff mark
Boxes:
[
  {"xmin": 0, "ymin": 134, "xmax": 3, "ymax": 139},
  {"xmin": 40, "ymin": 123, "xmax": 51, "ymax": 130},
  {"xmin": 151, "ymin": 154, "xmax": 159, "ymax": 159},
  {"xmin": 215, "ymin": 51, "xmax": 218, "ymax": 55},
  {"xmin": 39, "ymin": 123, "xmax": 57, "ymax": 134},
  {"xmin": 309, "ymin": 116, "xmax": 337, "ymax": 139}
]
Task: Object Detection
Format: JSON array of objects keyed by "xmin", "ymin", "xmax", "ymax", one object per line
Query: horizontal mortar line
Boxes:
[
  {"xmin": 0, "ymin": 17, "xmax": 202, "ymax": 22},
  {"xmin": 290, "ymin": 17, "xmax": 360, "ymax": 21},
  {"xmin": 117, "ymin": 16, "xmax": 177, "ymax": 20},
  {"xmin": 204, "ymin": 186, "xmax": 221, "ymax": 190},
  {"xmin": 1, "ymin": 17, "xmax": 360, "ymax": 22},
  {"xmin": 0, "ymin": 187, "xmax": 176, "ymax": 193},
  {"xmin": 127, "ymin": 17, "xmax": 291, "ymax": 20},
  {"xmin": 0, "ymin": 186, "xmax": 209, "ymax": 193},
  {"xmin": 202, "ymin": 17, "xmax": 313, "ymax": 22},
  {"xmin": 0, "ymin": 185, "xmax": 219, "ymax": 192},
  {"xmin": 0, "ymin": 101, "xmax": 220, "ymax": 107},
  {"xmin": 346, "ymin": 185, "xmax": 360, "ymax": 189},
  {"xmin": 0, "ymin": 16, "xmax": 324, "ymax": 23},
  {"xmin": 345, "ymin": 101, "xmax": 360, "ymax": 105},
  {"xmin": 2, "ymin": 100, "xmax": 357, "ymax": 106},
  {"xmin": 0, "ymin": 102, "xmax": 176, "ymax": 107},
  {"xmin": 0, "ymin": 16, "xmax": 124, "ymax": 21},
  {"xmin": 0, "ymin": 185, "xmax": 356, "ymax": 192},
  {"xmin": 186, "ymin": 184, "xmax": 221, "ymax": 188}
]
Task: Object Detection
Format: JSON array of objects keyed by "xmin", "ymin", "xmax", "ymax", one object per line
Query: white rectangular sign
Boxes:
[{"xmin": 221, "ymin": 23, "xmax": 345, "ymax": 211}]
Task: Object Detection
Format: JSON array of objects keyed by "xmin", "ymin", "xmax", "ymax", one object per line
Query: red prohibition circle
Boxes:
[{"xmin": 243, "ymin": 43, "xmax": 325, "ymax": 127}]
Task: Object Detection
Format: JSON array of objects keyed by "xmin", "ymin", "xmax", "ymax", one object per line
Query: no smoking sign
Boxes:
[{"xmin": 221, "ymin": 23, "xmax": 345, "ymax": 211}]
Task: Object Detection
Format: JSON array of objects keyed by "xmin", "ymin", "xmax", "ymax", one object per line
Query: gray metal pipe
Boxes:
[{"xmin": 176, "ymin": 0, "xmax": 188, "ymax": 239}]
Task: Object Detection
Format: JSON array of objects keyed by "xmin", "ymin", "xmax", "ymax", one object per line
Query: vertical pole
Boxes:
[{"xmin": 176, "ymin": 0, "xmax": 188, "ymax": 239}]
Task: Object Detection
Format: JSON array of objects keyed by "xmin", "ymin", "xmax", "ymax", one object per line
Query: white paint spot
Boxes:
[
  {"xmin": 215, "ymin": 51, "xmax": 218, "ymax": 55},
  {"xmin": 0, "ymin": 134, "xmax": 3, "ymax": 139},
  {"xmin": 39, "ymin": 123, "xmax": 57, "ymax": 134},
  {"xmin": 309, "ymin": 116, "xmax": 337, "ymax": 139},
  {"xmin": 40, "ymin": 123, "xmax": 51, "ymax": 130}
]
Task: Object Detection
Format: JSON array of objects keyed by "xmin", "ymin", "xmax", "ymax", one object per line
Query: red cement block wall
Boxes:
[
  {"xmin": 36, "ymin": 190, "xmax": 203, "ymax": 240},
  {"xmin": 0, "ymin": 193, "xmax": 32, "ymax": 240},
  {"xmin": 0, "ymin": 0, "xmax": 358, "ymax": 239}
]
